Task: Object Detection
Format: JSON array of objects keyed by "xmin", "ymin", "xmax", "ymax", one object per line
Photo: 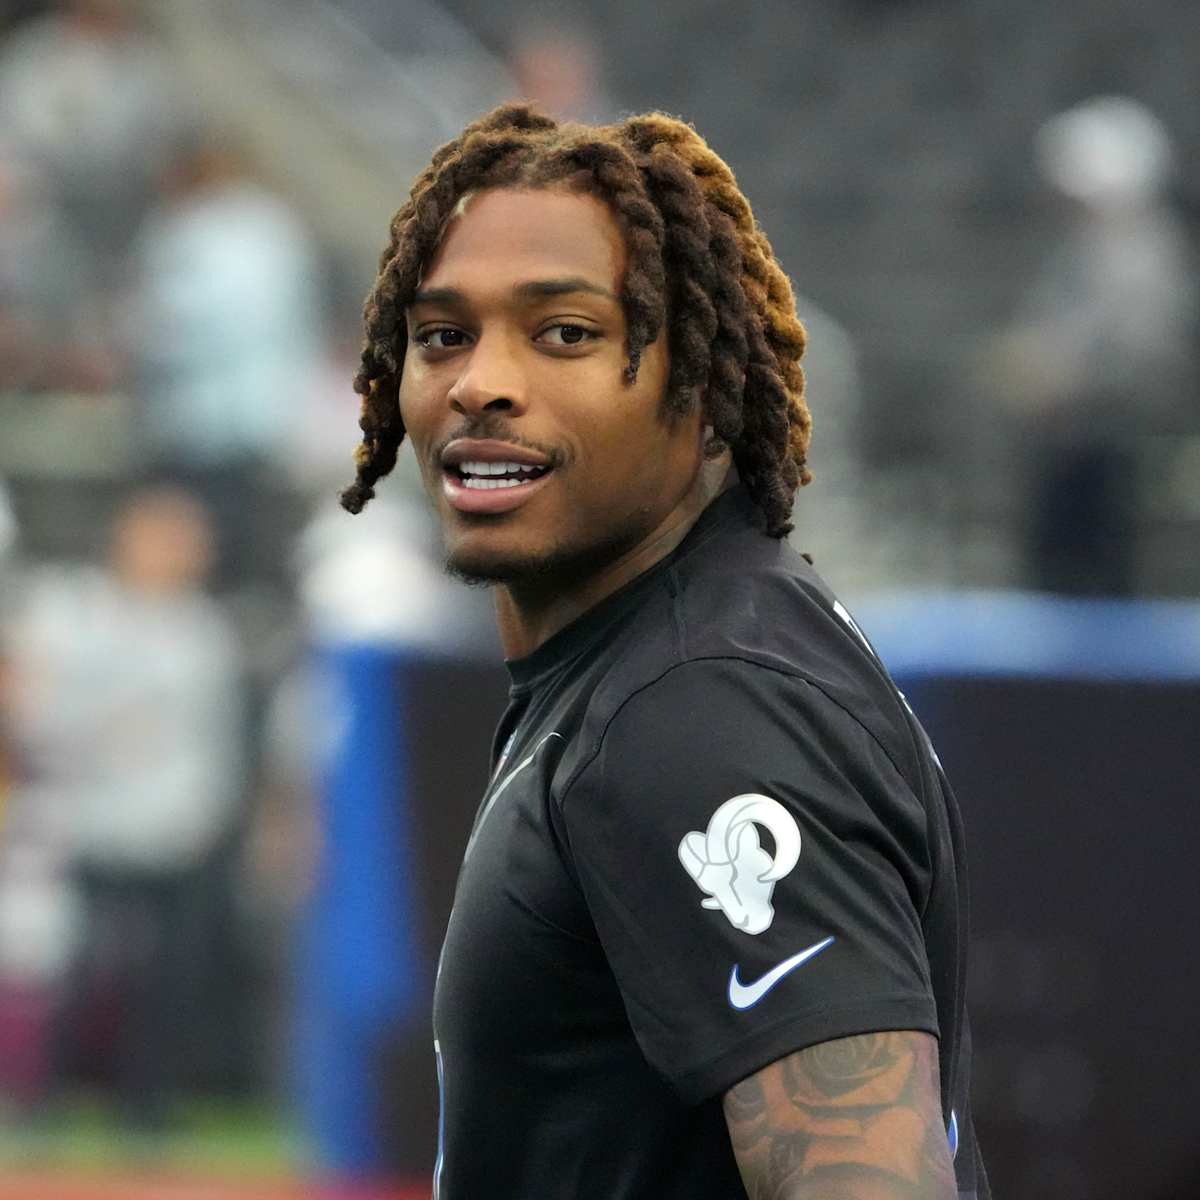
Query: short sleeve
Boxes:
[{"xmin": 557, "ymin": 657, "xmax": 938, "ymax": 1105}]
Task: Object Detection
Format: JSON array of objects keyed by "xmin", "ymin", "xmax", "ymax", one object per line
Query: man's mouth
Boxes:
[
  {"xmin": 450, "ymin": 460, "xmax": 552, "ymax": 490},
  {"xmin": 440, "ymin": 458, "xmax": 556, "ymax": 515},
  {"xmin": 438, "ymin": 439, "xmax": 558, "ymax": 515}
]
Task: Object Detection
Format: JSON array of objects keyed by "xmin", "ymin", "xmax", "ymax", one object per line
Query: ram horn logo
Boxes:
[{"xmin": 677, "ymin": 794, "xmax": 801, "ymax": 934}]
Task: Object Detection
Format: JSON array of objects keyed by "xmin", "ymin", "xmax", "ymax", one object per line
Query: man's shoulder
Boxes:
[
  {"xmin": 672, "ymin": 521, "xmax": 831, "ymax": 659},
  {"xmin": 556, "ymin": 548, "xmax": 931, "ymax": 839},
  {"xmin": 663, "ymin": 511, "xmax": 888, "ymax": 705},
  {"xmin": 575, "ymin": 520, "xmax": 902, "ymax": 754}
]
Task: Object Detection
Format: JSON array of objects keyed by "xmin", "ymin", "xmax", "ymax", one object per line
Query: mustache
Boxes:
[{"xmin": 432, "ymin": 417, "xmax": 567, "ymax": 469}]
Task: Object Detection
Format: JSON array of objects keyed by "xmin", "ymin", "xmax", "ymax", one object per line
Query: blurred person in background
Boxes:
[
  {"xmin": 993, "ymin": 95, "xmax": 1197, "ymax": 595},
  {"xmin": 506, "ymin": 13, "xmax": 612, "ymax": 124},
  {"xmin": 0, "ymin": 0, "xmax": 186, "ymax": 402},
  {"xmin": 0, "ymin": 141, "xmax": 118, "ymax": 394},
  {"xmin": 0, "ymin": 0, "xmax": 185, "ymax": 281},
  {"xmin": 130, "ymin": 127, "xmax": 325, "ymax": 593},
  {"xmin": 339, "ymin": 103, "xmax": 986, "ymax": 1199},
  {"xmin": 1, "ymin": 483, "xmax": 245, "ymax": 1129}
]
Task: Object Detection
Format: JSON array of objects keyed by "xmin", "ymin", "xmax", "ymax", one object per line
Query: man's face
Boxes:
[{"xmin": 398, "ymin": 186, "xmax": 705, "ymax": 586}]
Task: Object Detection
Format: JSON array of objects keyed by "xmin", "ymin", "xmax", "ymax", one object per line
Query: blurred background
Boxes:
[{"xmin": 0, "ymin": 1, "xmax": 1197, "ymax": 1197}]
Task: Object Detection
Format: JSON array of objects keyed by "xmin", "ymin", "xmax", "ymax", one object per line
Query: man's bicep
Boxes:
[{"xmin": 722, "ymin": 1030, "xmax": 956, "ymax": 1199}]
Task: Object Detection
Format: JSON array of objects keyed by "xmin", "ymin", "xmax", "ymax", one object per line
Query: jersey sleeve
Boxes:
[{"xmin": 556, "ymin": 657, "xmax": 938, "ymax": 1105}]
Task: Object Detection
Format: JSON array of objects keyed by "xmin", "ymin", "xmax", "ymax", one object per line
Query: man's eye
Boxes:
[
  {"xmin": 417, "ymin": 328, "xmax": 469, "ymax": 349},
  {"xmin": 538, "ymin": 324, "xmax": 594, "ymax": 346}
]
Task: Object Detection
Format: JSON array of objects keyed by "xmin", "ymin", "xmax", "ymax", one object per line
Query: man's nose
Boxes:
[{"xmin": 447, "ymin": 334, "xmax": 527, "ymax": 417}]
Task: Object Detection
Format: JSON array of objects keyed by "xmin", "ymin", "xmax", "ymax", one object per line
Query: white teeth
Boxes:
[
  {"xmin": 450, "ymin": 459, "xmax": 551, "ymax": 493},
  {"xmin": 459, "ymin": 460, "xmax": 539, "ymax": 476},
  {"xmin": 462, "ymin": 476, "xmax": 523, "ymax": 489}
]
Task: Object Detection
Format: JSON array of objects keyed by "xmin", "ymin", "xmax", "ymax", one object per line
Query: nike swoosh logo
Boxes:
[
  {"xmin": 464, "ymin": 731, "xmax": 563, "ymax": 859},
  {"xmin": 727, "ymin": 936, "xmax": 835, "ymax": 1010}
]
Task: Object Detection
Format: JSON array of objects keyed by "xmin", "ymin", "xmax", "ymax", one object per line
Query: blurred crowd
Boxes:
[
  {"xmin": 0, "ymin": 0, "xmax": 430, "ymax": 1150},
  {"xmin": 0, "ymin": 0, "xmax": 1197, "ymax": 1175},
  {"xmin": 0, "ymin": 0, "xmax": 321, "ymax": 1129}
]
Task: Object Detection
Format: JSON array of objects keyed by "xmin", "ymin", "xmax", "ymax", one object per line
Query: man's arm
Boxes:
[{"xmin": 722, "ymin": 1030, "xmax": 956, "ymax": 1200}]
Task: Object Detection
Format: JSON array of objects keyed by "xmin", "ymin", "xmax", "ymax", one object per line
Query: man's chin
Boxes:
[
  {"xmin": 443, "ymin": 546, "xmax": 561, "ymax": 588},
  {"xmin": 442, "ymin": 514, "xmax": 656, "ymax": 592},
  {"xmin": 443, "ymin": 533, "xmax": 629, "ymax": 591}
]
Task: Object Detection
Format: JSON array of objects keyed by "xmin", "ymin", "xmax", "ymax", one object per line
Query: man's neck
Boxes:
[{"xmin": 494, "ymin": 460, "xmax": 733, "ymax": 660}]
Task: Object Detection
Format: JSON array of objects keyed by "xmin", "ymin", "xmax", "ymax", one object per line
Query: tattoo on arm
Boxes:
[{"xmin": 722, "ymin": 1030, "xmax": 957, "ymax": 1200}]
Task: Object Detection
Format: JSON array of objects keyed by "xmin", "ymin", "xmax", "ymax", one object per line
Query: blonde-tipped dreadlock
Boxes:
[{"xmin": 341, "ymin": 103, "xmax": 810, "ymax": 537}]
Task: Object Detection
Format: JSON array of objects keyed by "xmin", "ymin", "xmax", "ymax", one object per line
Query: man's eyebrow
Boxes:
[
  {"xmin": 408, "ymin": 278, "xmax": 619, "ymax": 308},
  {"xmin": 410, "ymin": 286, "xmax": 464, "ymax": 307},
  {"xmin": 512, "ymin": 278, "xmax": 619, "ymax": 302}
]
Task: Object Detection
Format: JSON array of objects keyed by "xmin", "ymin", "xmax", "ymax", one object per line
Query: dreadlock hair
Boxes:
[{"xmin": 341, "ymin": 103, "xmax": 810, "ymax": 537}]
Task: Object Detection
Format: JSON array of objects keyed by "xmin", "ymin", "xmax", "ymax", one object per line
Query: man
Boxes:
[{"xmin": 341, "ymin": 104, "xmax": 988, "ymax": 1199}]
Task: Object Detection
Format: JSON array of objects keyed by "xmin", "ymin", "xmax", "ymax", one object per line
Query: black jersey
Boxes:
[{"xmin": 432, "ymin": 486, "xmax": 988, "ymax": 1199}]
